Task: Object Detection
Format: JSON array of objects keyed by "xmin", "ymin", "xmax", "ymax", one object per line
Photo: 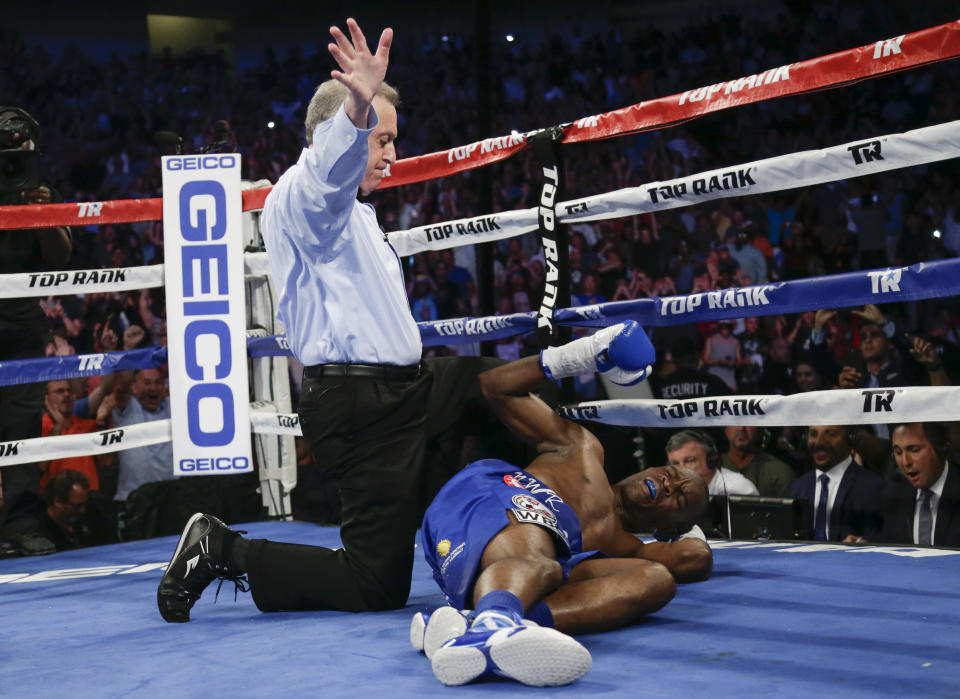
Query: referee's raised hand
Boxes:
[{"xmin": 328, "ymin": 17, "xmax": 393, "ymax": 127}]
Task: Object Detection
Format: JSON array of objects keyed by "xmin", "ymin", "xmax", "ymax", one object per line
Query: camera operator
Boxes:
[{"xmin": 0, "ymin": 107, "xmax": 72, "ymax": 534}]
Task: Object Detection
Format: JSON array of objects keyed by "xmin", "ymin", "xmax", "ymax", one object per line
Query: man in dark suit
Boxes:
[
  {"xmin": 788, "ymin": 425, "xmax": 884, "ymax": 542},
  {"xmin": 881, "ymin": 422, "xmax": 960, "ymax": 547}
]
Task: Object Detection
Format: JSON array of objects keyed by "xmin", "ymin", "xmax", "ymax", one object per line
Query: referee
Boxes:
[
  {"xmin": 157, "ymin": 18, "xmax": 503, "ymax": 621},
  {"xmin": 253, "ymin": 17, "xmax": 509, "ymax": 612}
]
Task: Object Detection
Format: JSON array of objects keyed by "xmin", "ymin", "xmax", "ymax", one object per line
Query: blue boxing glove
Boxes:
[
  {"xmin": 600, "ymin": 362, "xmax": 653, "ymax": 386},
  {"xmin": 595, "ymin": 321, "xmax": 655, "ymax": 386},
  {"xmin": 540, "ymin": 321, "xmax": 655, "ymax": 386}
]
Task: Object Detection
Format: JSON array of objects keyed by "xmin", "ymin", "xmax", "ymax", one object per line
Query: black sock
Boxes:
[{"xmin": 230, "ymin": 535, "xmax": 250, "ymax": 572}]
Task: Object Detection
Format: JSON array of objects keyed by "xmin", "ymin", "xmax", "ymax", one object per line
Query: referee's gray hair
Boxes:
[{"xmin": 304, "ymin": 79, "xmax": 400, "ymax": 145}]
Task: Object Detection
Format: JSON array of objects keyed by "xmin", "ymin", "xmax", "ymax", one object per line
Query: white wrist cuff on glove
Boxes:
[{"xmin": 539, "ymin": 324, "xmax": 625, "ymax": 382}]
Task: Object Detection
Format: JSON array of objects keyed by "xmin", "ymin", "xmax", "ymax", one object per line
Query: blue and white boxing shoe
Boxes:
[
  {"xmin": 410, "ymin": 606, "xmax": 542, "ymax": 660},
  {"xmin": 430, "ymin": 610, "xmax": 592, "ymax": 687},
  {"xmin": 410, "ymin": 606, "xmax": 470, "ymax": 659}
]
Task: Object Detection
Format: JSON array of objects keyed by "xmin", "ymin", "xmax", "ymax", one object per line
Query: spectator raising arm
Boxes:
[{"xmin": 111, "ymin": 326, "xmax": 147, "ymax": 413}]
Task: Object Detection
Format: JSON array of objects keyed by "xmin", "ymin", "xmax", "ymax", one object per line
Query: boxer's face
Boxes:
[{"xmin": 617, "ymin": 465, "xmax": 707, "ymax": 533}]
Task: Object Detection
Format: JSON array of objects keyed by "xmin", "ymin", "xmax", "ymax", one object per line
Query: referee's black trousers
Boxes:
[{"xmin": 245, "ymin": 355, "xmax": 503, "ymax": 612}]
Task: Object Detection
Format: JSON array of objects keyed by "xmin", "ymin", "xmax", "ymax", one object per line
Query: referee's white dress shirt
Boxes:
[{"xmin": 261, "ymin": 104, "xmax": 421, "ymax": 366}]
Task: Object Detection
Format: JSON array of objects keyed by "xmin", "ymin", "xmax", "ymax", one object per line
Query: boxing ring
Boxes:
[
  {"xmin": 3, "ymin": 522, "xmax": 959, "ymax": 696},
  {"xmin": 2, "ymin": 18, "xmax": 960, "ymax": 695}
]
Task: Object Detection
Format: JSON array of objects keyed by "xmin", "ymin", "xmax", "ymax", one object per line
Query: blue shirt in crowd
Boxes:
[{"xmin": 112, "ymin": 396, "xmax": 174, "ymax": 501}]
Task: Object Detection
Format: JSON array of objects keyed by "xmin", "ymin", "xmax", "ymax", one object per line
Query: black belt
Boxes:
[{"xmin": 304, "ymin": 362, "xmax": 422, "ymax": 380}]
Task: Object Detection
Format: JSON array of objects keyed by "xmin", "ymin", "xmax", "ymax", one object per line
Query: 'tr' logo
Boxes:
[
  {"xmin": 862, "ymin": 390, "xmax": 895, "ymax": 412},
  {"xmin": 847, "ymin": 141, "xmax": 883, "ymax": 165}
]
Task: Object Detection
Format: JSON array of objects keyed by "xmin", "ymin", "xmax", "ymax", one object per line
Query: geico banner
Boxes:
[
  {"xmin": 162, "ymin": 154, "xmax": 252, "ymax": 477},
  {"xmin": 560, "ymin": 386, "xmax": 960, "ymax": 428}
]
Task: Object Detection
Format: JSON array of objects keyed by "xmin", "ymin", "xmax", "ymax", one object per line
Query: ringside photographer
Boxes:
[{"xmin": 0, "ymin": 106, "xmax": 72, "ymax": 538}]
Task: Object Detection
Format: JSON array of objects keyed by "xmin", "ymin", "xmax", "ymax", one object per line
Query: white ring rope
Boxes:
[
  {"xmin": 560, "ymin": 386, "xmax": 960, "ymax": 428},
  {"xmin": 0, "ymin": 406, "xmax": 302, "ymax": 469},
  {"xmin": 2, "ymin": 120, "xmax": 957, "ymax": 300},
  {"xmin": 0, "ymin": 252, "xmax": 271, "ymax": 299},
  {"xmin": 6, "ymin": 382, "xmax": 959, "ymax": 467},
  {"xmin": 388, "ymin": 120, "xmax": 960, "ymax": 256}
]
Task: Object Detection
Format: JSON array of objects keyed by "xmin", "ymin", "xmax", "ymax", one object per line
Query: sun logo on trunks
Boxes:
[
  {"xmin": 437, "ymin": 539, "xmax": 451, "ymax": 556},
  {"xmin": 511, "ymin": 494, "xmax": 558, "ymax": 524}
]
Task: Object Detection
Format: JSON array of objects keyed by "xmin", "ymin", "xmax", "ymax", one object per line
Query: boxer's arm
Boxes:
[
  {"xmin": 479, "ymin": 356, "xmax": 587, "ymax": 453},
  {"xmin": 598, "ymin": 528, "xmax": 711, "ymax": 583},
  {"xmin": 637, "ymin": 535, "xmax": 713, "ymax": 583},
  {"xmin": 480, "ymin": 322, "xmax": 655, "ymax": 452}
]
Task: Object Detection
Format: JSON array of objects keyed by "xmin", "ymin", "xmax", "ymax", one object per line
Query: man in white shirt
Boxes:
[
  {"xmin": 158, "ymin": 18, "xmax": 501, "ymax": 623},
  {"xmin": 666, "ymin": 430, "xmax": 758, "ymax": 498}
]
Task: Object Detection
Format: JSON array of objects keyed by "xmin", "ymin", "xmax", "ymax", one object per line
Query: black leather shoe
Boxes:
[{"xmin": 157, "ymin": 513, "xmax": 247, "ymax": 623}]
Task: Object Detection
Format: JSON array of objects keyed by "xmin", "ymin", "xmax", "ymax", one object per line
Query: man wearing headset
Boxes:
[
  {"xmin": 666, "ymin": 430, "xmax": 759, "ymax": 497},
  {"xmin": 881, "ymin": 422, "xmax": 960, "ymax": 547}
]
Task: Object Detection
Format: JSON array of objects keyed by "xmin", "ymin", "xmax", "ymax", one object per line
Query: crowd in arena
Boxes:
[{"xmin": 1, "ymin": 0, "xmax": 959, "ymax": 554}]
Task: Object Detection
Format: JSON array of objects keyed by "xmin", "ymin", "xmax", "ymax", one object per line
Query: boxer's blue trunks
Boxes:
[{"xmin": 421, "ymin": 458, "xmax": 601, "ymax": 609}]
